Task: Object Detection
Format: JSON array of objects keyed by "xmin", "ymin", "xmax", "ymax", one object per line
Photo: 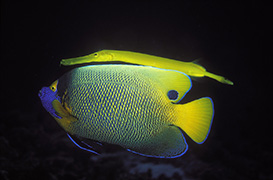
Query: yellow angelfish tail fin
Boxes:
[
  {"xmin": 174, "ymin": 97, "xmax": 214, "ymax": 144},
  {"xmin": 204, "ymin": 72, "xmax": 234, "ymax": 85}
]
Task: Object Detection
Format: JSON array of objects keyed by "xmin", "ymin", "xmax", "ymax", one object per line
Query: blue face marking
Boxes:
[{"xmin": 38, "ymin": 87, "xmax": 61, "ymax": 119}]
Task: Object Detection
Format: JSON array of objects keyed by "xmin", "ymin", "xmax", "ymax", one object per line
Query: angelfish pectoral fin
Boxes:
[
  {"xmin": 67, "ymin": 134, "xmax": 100, "ymax": 155},
  {"xmin": 51, "ymin": 99, "xmax": 77, "ymax": 132},
  {"xmin": 52, "ymin": 99, "xmax": 72, "ymax": 118}
]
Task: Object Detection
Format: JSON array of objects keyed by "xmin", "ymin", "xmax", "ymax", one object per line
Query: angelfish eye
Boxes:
[
  {"xmin": 49, "ymin": 80, "xmax": 58, "ymax": 92},
  {"xmin": 50, "ymin": 85, "xmax": 57, "ymax": 92}
]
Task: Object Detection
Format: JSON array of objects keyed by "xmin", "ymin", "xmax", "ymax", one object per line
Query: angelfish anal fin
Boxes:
[
  {"xmin": 67, "ymin": 133, "xmax": 100, "ymax": 155},
  {"xmin": 127, "ymin": 125, "xmax": 188, "ymax": 158}
]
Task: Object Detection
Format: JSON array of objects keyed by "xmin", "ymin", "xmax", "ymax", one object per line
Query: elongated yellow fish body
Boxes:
[
  {"xmin": 40, "ymin": 64, "xmax": 214, "ymax": 158},
  {"xmin": 61, "ymin": 50, "xmax": 233, "ymax": 85}
]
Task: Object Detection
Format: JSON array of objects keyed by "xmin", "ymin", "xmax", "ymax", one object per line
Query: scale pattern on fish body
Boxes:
[{"xmin": 58, "ymin": 65, "xmax": 175, "ymax": 150}]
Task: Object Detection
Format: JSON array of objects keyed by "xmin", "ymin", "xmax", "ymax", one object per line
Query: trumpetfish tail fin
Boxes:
[{"xmin": 204, "ymin": 72, "xmax": 234, "ymax": 85}]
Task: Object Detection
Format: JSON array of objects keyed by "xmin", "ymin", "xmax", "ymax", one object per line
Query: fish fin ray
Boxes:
[
  {"xmin": 67, "ymin": 134, "xmax": 100, "ymax": 155},
  {"xmin": 174, "ymin": 97, "xmax": 214, "ymax": 144}
]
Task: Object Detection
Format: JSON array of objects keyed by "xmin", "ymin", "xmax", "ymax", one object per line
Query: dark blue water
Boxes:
[{"xmin": 1, "ymin": 1, "xmax": 272, "ymax": 179}]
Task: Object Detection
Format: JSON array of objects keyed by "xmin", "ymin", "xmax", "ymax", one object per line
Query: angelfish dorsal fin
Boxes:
[{"xmin": 137, "ymin": 66, "xmax": 192, "ymax": 103}]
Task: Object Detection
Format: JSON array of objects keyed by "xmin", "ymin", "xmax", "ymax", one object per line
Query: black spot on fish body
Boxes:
[{"xmin": 167, "ymin": 90, "xmax": 179, "ymax": 100}]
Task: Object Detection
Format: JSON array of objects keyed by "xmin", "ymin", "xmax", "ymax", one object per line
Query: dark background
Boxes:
[{"xmin": 1, "ymin": 0, "xmax": 272, "ymax": 179}]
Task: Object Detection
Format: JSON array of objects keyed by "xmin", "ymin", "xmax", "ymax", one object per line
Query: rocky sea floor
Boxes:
[{"xmin": 1, "ymin": 108, "xmax": 271, "ymax": 180}]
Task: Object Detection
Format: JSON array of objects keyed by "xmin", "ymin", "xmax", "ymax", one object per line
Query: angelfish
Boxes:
[
  {"xmin": 60, "ymin": 50, "xmax": 233, "ymax": 85},
  {"xmin": 38, "ymin": 64, "xmax": 214, "ymax": 158}
]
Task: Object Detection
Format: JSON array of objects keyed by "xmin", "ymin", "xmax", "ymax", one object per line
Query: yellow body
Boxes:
[
  {"xmin": 44, "ymin": 65, "xmax": 214, "ymax": 157},
  {"xmin": 61, "ymin": 50, "xmax": 233, "ymax": 85}
]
